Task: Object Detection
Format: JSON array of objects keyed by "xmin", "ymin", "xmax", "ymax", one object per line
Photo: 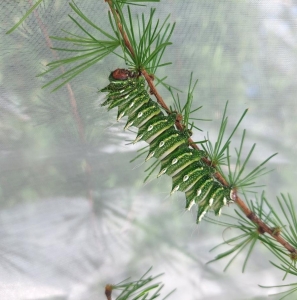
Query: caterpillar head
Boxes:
[{"xmin": 110, "ymin": 69, "xmax": 132, "ymax": 81}]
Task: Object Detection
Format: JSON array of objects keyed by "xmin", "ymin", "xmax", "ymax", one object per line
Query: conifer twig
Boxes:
[
  {"xmin": 106, "ymin": 0, "xmax": 170, "ymax": 112},
  {"xmin": 105, "ymin": 0, "xmax": 297, "ymax": 256},
  {"xmin": 105, "ymin": 284, "xmax": 113, "ymax": 300}
]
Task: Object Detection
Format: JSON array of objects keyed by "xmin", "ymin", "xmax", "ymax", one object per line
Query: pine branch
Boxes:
[
  {"xmin": 106, "ymin": 0, "xmax": 171, "ymax": 113},
  {"xmin": 6, "ymin": 0, "xmax": 44, "ymax": 34},
  {"xmin": 104, "ymin": 268, "xmax": 174, "ymax": 300},
  {"xmin": 104, "ymin": 0, "xmax": 297, "ymax": 257},
  {"xmin": 14, "ymin": 0, "xmax": 297, "ymax": 292},
  {"xmin": 6, "ymin": 0, "xmax": 297, "ymax": 298},
  {"xmin": 235, "ymin": 196, "xmax": 296, "ymax": 253}
]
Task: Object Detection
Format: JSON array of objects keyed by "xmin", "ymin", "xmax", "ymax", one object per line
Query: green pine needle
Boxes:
[
  {"xmin": 6, "ymin": 0, "xmax": 44, "ymax": 34},
  {"xmin": 202, "ymin": 102, "xmax": 248, "ymax": 167},
  {"xmin": 113, "ymin": 3, "xmax": 175, "ymax": 72},
  {"xmin": 259, "ymin": 283, "xmax": 297, "ymax": 300},
  {"xmin": 262, "ymin": 194, "xmax": 297, "ymax": 250},
  {"xmin": 169, "ymin": 73, "xmax": 206, "ymax": 132},
  {"xmin": 154, "ymin": 76, "xmax": 181, "ymax": 92},
  {"xmin": 207, "ymin": 193, "xmax": 297, "ymax": 281},
  {"xmin": 143, "ymin": 159, "xmax": 160, "ymax": 183},
  {"xmin": 208, "ymin": 230, "xmax": 259, "ymax": 273},
  {"xmin": 117, "ymin": 0, "xmax": 160, "ymax": 3},
  {"xmin": 111, "ymin": 268, "xmax": 174, "ymax": 300},
  {"xmin": 182, "ymin": 73, "xmax": 198, "ymax": 129},
  {"xmin": 205, "ymin": 206, "xmax": 261, "ymax": 272},
  {"xmin": 115, "ymin": 0, "xmax": 160, "ymax": 8},
  {"xmin": 227, "ymin": 130, "xmax": 277, "ymax": 191},
  {"xmin": 39, "ymin": 2, "xmax": 121, "ymax": 90},
  {"xmin": 38, "ymin": 2, "xmax": 120, "ymax": 91},
  {"xmin": 40, "ymin": 2, "xmax": 174, "ymax": 90},
  {"xmin": 130, "ymin": 145, "xmax": 149, "ymax": 163},
  {"xmin": 69, "ymin": 2, "xmax": 118, "ymax": 41}
]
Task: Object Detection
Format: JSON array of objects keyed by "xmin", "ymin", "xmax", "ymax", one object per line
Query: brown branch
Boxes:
[
  {"xmin": 106, "ymin": 0, "xmax": 135, "ymax": 57},
  {"xmin": 141, "ymin": 69, "xmax": 171, "ymax": 112},
  {"xmin": 105, "ymin": 284, "xmax": 113, "ymax": 300},
  {"xmin": 106, "ymin": 0, "xmax": 169, "ymax": 111},
  {"xmin": 235, "ymin": 196, "xmax": 297, "ymax": 253},
  {"xmin": 104, "ymin": 0, "xmax": 297, "ymax": 255}
]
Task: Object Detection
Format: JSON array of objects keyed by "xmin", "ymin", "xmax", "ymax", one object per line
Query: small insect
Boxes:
[{"xmin": 101, "ymin": 69, "xmax": 232, "ymax": 223}]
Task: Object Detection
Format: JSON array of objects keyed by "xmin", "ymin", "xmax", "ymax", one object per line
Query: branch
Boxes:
[
  {"xmin": 106, "ymin": 0, "xmax": 169, "ymax": 112},
  {"xmin": 104, "ymin": 0, "xmax": 297, "ymax": 256},
  {"xmin": 105, "ymin": 284, "xmax": 112, "ymax": 300},
  {"xmin": 235, "ymin": 196, "xmax": 297, "ymax": 254}
]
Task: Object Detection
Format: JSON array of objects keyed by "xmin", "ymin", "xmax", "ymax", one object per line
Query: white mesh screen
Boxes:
[{"xmin": 1, "ymin": 1, "xmax": 297, "ymax": 299}]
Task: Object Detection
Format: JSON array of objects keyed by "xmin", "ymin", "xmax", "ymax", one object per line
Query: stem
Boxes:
[
  {"xmin": 104, "ymin": 0, "xmax": 297, "ymax": 255},
  {"xmin": 106, "ymin": 0, "xmax": 169, "ymax": 112},
  {"xmin": 141, "ymin": 69, "xmax": 170, "ymax": 112},
  {"xmin": 107, "ymin": 0, "xmax": 135, "ymax": 57},
  {"xmin": 235, "ymin": 196, "xmax": 297, "ymax": 254},
  {"xmin": 105, "ymin": 284, "xmax": 113, "ymax": 300}
]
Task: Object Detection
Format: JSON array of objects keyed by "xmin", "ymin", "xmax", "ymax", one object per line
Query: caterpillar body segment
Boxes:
[
  {"xmin": 133, "ymin": 114, "xmax": 176, "ymax": 144},
  {"xmin": 197, "ymin": 206, "xmax": 208, "ymax": 223},
  {"xmin": 171, "ymin": 164, "xmax": 215, "ymax": 194},
  {"xmin": 124, "ymin": 101, "xmax": 161, "ymax": 130},
  {"xmin": 158, "ymin": 147, "xmax": 205, "ymax": 178},
  {"xmin": 106, "ymin": 88, "xmax": 142, "ymax": 110},
  {"xmin": 146, "ymin": 129, "xmax": 189, "ymax": 161},
  {"xmin": 101, "ymin": 69, "xmax": 233, "ymax": 223},
  {"xmin": 117, "ymin": 92, "xmax": 150, "ymax": 121},
  {"xmin": 185, "ymin": 174, "xmax": 210, "ymax": 208}
]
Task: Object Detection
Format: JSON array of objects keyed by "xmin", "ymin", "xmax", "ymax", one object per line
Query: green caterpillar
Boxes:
[{"xmin": 101, "ymin": 69, "xmax": 233, "ymax": 223}]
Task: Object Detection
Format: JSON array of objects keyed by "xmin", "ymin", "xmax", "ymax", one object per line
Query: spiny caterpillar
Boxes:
[{"xmin": 101, "ymin": 69, "xmax": 233, "ymax": 223}]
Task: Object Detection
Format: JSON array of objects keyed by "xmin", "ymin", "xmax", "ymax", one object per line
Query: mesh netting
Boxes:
[{"xmin": 1, "ymin": 1, "xmax": 297, "ymax": 299}]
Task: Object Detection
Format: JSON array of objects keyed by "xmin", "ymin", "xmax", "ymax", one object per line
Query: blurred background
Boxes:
[{"xmin": 1, "ymin": 0, "xmax": 297, "ymax": 299}]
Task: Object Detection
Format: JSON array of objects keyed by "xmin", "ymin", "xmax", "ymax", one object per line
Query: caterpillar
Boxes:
[{"xmin": 101, "ymin": 69, "xmax": 233, "ymax": 223}]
